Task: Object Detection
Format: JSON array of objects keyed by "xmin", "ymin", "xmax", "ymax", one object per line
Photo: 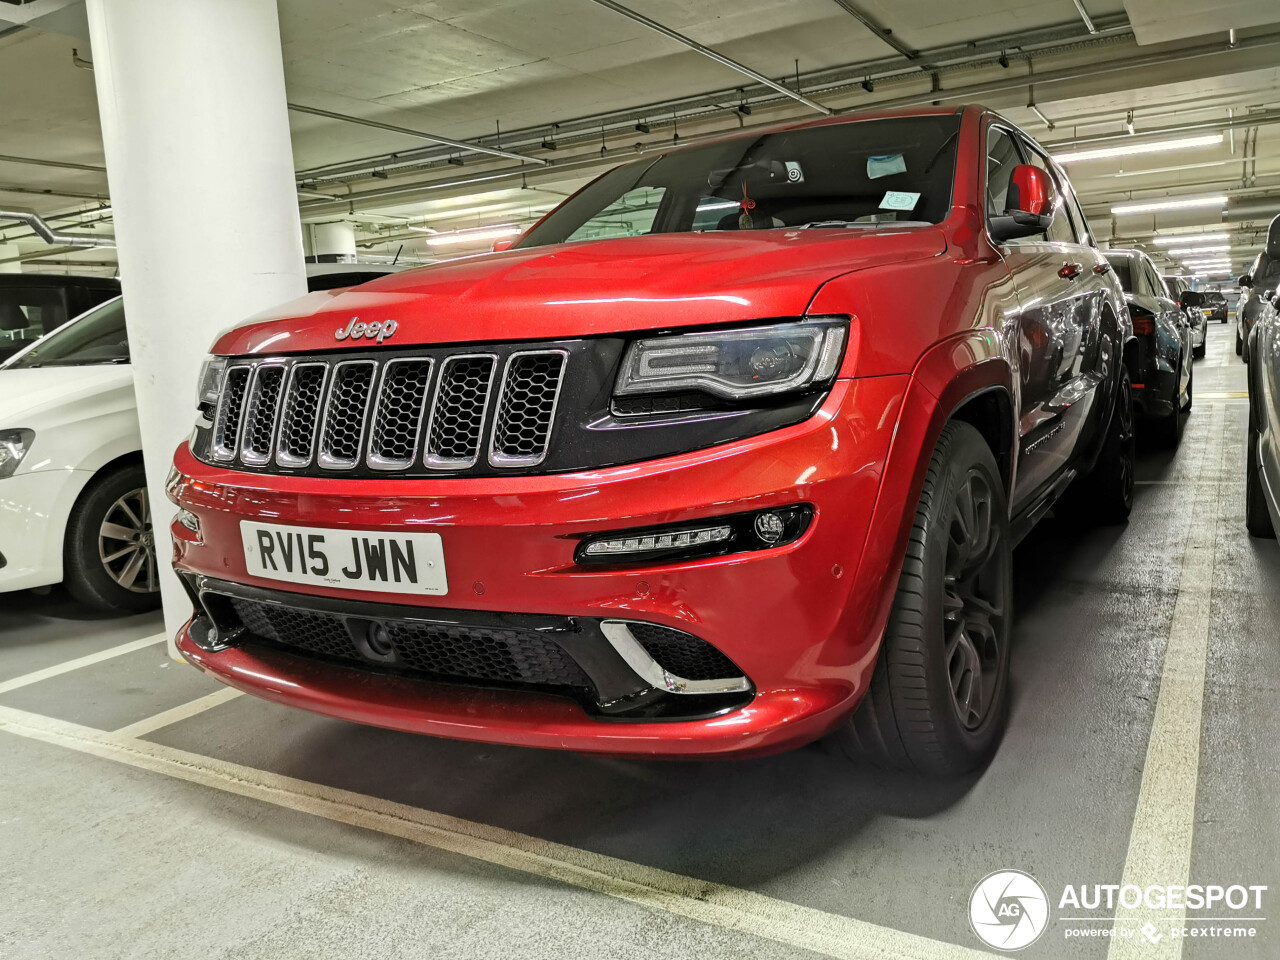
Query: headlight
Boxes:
[
  {"xmin": 0, "ymin": 428, "xmax": 35, "ymax": 479},
  {"xmin": 614, "ymin": 318, "xmax": 848, "ymax": 401},
  {"xmin": 195, "ymin": 356, "xmax": 228, "ymax": 423}
]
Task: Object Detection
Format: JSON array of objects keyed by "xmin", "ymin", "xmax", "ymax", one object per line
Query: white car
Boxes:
[{"xmin": 0, "ymin": 297, "xmax": 160, "ymax": 612}]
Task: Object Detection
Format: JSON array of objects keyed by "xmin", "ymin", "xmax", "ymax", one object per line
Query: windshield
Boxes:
[
  {"xmin": 3, "ymin": 297, "xmax": 128, "ymax": 369},
  {"xmin": 519, "ymin": 115, "xmax": 961, "ymax": 248}
]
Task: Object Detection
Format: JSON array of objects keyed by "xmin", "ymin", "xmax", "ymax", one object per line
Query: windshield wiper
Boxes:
[{"xmin": 797, "ymin": 219, "xmax": 930, "ymax": 230}]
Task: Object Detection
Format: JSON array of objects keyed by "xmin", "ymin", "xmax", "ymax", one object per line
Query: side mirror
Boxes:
[
  {"xmin": 1240, "ymin": 274, "xmax": 1254, "ymax": 288},
  {"xmin": 989, "ymin": 165, "xmax": 1057, "ymax": 243},
  {"xmin": 1268, "ymin": 213, "xmax": 1280, "ymax": 259},
  {"xmin": 491, "ymin": 238, "xmax": 516, "ymax": 252}
]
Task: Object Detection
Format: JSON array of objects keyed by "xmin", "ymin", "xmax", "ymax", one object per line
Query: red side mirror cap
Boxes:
[{"xmin": 1009, "ymin": 165, "xmax": 1054, "ymax": 217}]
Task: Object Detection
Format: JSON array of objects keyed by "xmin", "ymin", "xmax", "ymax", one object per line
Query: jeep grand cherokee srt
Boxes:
[{"xmin": 168, "ymin": 106, "xmax": 1133, "ymax": 775}]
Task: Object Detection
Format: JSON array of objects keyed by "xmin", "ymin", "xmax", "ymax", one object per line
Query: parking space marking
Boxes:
[
  {"xmin": 0, "ymin": 634, "xmax": 165, "ymax": 696},
  {"xmin": 0, "ymin": 702, "xmax": 999, "ymax": 960},
  {"xmin": 1107, "ymin": 406, "xmax": 1226, "ymax": 960},
  {"xmin": 110, "ymin": 687, "xmax": 245, "ymax": 739}
]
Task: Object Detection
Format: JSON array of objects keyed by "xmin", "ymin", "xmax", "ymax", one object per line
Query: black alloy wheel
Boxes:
[
  {"xmin": 1247, "ymin": 387, "xmax": 1277, "ymax": 539},
  {"xmin": 834, "ymin": 421, "xmax": 1012, "ymax": 776},
  {"xmin": 1079, "ymin": 368, "xmax": 1136, "ymax": 524},
  {"xmin": 1154, "ymin": 356, "xmax": 1187, "ymax": 449},
  {"xmin": 64, "ymin": 462, "xmax": 163, "ymax": 614}
]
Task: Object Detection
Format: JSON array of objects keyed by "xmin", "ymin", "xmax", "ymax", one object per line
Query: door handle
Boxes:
[{"xmin": 1058, "ymin": 262, "xmax": 1083, "ymax": 280}]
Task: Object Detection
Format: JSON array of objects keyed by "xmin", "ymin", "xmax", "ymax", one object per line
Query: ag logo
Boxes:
[{"xmin": 969, "ymin": 870, "xmax": 1049, "ymax": 951}]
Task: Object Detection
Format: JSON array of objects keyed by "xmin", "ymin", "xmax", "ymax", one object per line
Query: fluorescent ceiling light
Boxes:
[
  {"xmin": 1054, "ymin": 134, "xmax": 1223, "ymax": 164},
  {"xmin": 424, "ymin": 224, "xmax": 522, "ymax": 247},
  {"xmin": 1172, "ymin": 245, "xmax": 1231, "ymax": 256},
  {"xmin": 1111, "ymin": 196, "xmax": 1227, "ymax": 215},
  {"xmin": 1154, "ymin": 232, "xmax": 1229, "ymax": 245}
]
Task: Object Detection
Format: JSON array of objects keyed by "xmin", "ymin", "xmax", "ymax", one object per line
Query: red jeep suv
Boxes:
[{"xmin": 169, "ymin": 106, "xmax": 1133, "ymax": 775}]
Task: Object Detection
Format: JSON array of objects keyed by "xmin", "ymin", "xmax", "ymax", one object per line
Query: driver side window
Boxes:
[{"xmin": 985, "ymin": 127, "xmax": 1021, "ymax": 221}]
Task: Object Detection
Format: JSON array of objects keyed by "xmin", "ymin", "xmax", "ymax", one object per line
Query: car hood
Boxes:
[
  {"xmin": 214, "ymin": 229, "xmax": 947, "ymax": 355},
  {"xmin": 0, "ymin": 365, "xmax": 135, "ymax": 423}
]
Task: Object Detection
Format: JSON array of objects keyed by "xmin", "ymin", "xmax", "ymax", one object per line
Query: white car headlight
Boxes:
[
  {"xmin": 614, "ymin": 319, "xmax": 848, "ymax": 401},
  {"xmin": 0, "ymin": 428, "xmax": 35, "ymax": 479}
]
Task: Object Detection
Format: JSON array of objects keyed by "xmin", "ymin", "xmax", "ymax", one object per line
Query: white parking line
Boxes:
[
  {"xmin": 1107, "ymin": 405, "xmax": 1226, "ymax": 960},
  {"xmin": 0, "ymin": 702, "xmax": 999, "ymax": 960},
  {"xmin": 111, "ymin": 687, "xmax": 244, "ymax": 739},
  {"xmin": 0, "ymin": 633, "xmax": 165, "ymax": 696}
]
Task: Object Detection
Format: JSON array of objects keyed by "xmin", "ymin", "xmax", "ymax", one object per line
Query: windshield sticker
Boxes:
[
  {"xmin": 880, "ymin": 190, "xmax": 920, "ymax": 211},
  {"xmin": 783, "ymin": 161, "xmax": 805, "ymax": 183},
  {"xmin": 867, "ymin": 153, "xmax": 907, "ymax": 179}
]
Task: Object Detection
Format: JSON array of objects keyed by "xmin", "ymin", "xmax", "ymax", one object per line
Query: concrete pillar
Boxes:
[
  {"xmin": 0, "ymin": 244, "xmax": 20, "ymax": 273},
  {"xmin": 311, "ymin": 221, "xmax": 357, "ymax": 262},
  {"xmin": 86, "ymin": 0, "xmax": 307, "ymax": 644}
]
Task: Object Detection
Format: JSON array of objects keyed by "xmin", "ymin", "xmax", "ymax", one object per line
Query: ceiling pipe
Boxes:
[
  {"xmin": 1071, "ymin": 0, "xmax": 1098, "ymax": 34},
  {"xmin": 827, "ymin": 0, "xmax": 917, "ymax": 59},
  {"xmin": 0, "ymin": 153, "xmax": 108, "ymax": 174},
  {"xmin": 1225, "ymin": 196, "xmax": 1280, "ymax": 221},
  {"xmin": 583, "ymin": 0, "xmax": 833, "ymax": 116},
  {"xmin": 0, "ymin": 207, "xmax": 115, "ymax": 247},
  {"xmin": 287, "ymin": 103, "xmax": 549, "ymax": 166},
  {"xmin": 1046, "ymin": 107, "xmax": 1280, "ymax": 150},
  {"xmin": 295, "ymin": 15, "xmax": 1130, "ymax": 185},
  {"xmin": 297, "ymin": 31, "xmax": 1280, "ymax": 218}
]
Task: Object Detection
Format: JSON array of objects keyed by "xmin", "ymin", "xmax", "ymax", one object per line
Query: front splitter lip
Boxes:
[{"xmin": 177, "ymin": 625, "xmax": 857, "ymax": 759}]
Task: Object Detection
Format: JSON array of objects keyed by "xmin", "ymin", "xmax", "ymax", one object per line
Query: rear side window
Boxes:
[
  {"xmin": 0, "ymin": 285, "xmax": 69, "ymax": 350},
  {"xmin": 985, "ymin": 127, "xmax": 1022, "ymax": 219},
  {"xmin": 1105, "ymin": 255, "xmax": 1134, "ymax": 293}
]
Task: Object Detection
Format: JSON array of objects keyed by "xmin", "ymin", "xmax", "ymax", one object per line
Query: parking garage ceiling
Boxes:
[{"xmin": 2, "ymin": 0, "xmax": 1279, "ymax": 276}]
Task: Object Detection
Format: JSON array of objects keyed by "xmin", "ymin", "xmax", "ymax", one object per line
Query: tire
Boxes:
[
  {"xmin": 834, "ymin": 422, "xmax": 1012, "ymax": 776},
  {"xmin": 1247, "ymin": 392, "xmax": 1277, "ymax": 539},
  {"xmin": 1079, "ymin": 368, "xmax": 1136, "ymax": 523},
  {"xmin": 63, "ymin": 462, "xmax": 162, "ymax": 613},
  {"xmin": 1237, "ymin": 329, "xmax": 1244, "ymax": 355},
  {"xmin": 1193, "ymin": 341, "xmax": 1206, "ymax": 359},
  {"xmin": 1153, "ymin": 358, "xmax": 1185, "ymax": 449}
]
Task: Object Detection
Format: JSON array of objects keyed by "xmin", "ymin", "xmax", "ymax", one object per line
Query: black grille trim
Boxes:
[
  {"xmin": 367, "ymin": 358, "xmax": 434, "ymax": 471},
  {"xmin": 275, "ymin": 362, "xmax": 329, "ymax": 468},
  {"xmin": 489, "ymin": 350, "xmax": 568, "ymax": 468},
  {"xmin": 424, "ymin": 353, "xmax": 497, "ymax": 470}
]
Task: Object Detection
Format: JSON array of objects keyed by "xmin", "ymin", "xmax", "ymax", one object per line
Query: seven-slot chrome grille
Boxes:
[{"xmin": 206, "ymin": 347, "xmax": 567, "ymax": 476}]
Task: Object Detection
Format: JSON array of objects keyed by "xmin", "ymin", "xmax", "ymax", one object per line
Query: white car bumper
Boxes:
[{"xmin": 0, "ymin": 468, "xmax": 93, "ymax": 592}]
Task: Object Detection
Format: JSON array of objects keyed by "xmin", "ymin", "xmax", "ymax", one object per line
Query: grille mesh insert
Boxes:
[
  {"xmin": 241, "ymin": 366, "xmax": 286, "ymax": 465},
  {"xmin": 227, "ymin": 597, "xmax": 593, "ymax": 691},
  {"xmin": 491, "ymin": 352, "xmax": 566, "ymax": 466},
  {"xmin": 319, "ymin": 361, "xmax": 376, "ymax": 468},
  {"xmin": 212, "ymin": 366, "xmax": 251, "ymax": 460},
  {"xmin": 369, "ymin": 359, "xmax": 433, "ymax": 469},
  {"xmin": 626, "ymin": 622, "xmax": 743, "ymax": 680},
  {"xmin": 426, "ymin": 355, "xmax": 495, "ymax": 468},
  {"xmin": 276, "ymin": 363, "xmax": 327, "ymax": 465}
]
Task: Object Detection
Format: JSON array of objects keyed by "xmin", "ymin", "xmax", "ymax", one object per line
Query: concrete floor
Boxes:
[{"xmin": 1, "ymin": 322, "xmax": 1276, "ymax": 960}]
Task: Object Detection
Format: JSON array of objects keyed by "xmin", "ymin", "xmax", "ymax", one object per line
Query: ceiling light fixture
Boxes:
[
  {"xmin": 1154, "ymin": 232, "xmax": 1229, "ymax": 245},
  {"xmin": 1111, "ymin": 196, "xmax": 1227, "ymax": 215},
  {"xmin": 1053, "ymin": 133, "xmax": 1223, "ymax": 164},
  {"xmin": 1172, "ymin": 244, "xmax": 1231, "ymax": 256},
  {"xmin": 424, "ymin": 224, "xmax": 522, "ymax": 247}
]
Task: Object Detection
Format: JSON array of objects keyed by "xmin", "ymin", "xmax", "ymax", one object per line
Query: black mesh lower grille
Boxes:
[
  {"xmin": 626, "ymin": 622, "xmax": 743, "ymax": 680},
  {"xmin": 226, "ymin": 597, "xmax": 593, "ymax": 692}
]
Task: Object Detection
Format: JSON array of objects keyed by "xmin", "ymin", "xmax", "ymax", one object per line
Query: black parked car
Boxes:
[
  {"xmin": 1204, "ymin": 291, "xmax": 1228, "ymax": 323},
  {"xmin": 1164, "ymin": 274, "xmax": 1207, "ymax": 359},
  {"xmin": 1106, "ymin": 249, "xmax": 1193, "ymax": 447},
  {"xmin": 1239, "ymin": 247, "xmax": 1280, "ymax": 364},
  {"xmin": 1246, "ymin": 215, "xmax": 1280, "ymax": 537},
  {"xmin": 0, "ymin": 274, "xmax": 120, "ymax": 361}
]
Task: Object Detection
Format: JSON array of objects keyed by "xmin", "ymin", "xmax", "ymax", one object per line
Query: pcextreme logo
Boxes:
[{"xmin": 969, "ymin": 870, "xmax": 1050, "ymax": 951}]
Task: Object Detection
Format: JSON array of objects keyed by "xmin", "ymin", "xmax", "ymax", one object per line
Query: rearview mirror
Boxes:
[{"xmin": 989, "ymin": 165, "xmax": 1057, "ymax": 243}]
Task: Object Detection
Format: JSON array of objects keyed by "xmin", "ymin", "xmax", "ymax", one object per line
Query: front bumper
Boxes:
[
  {"xmin": 171, "ymin": 376, "xmax": 914, "ymax": 757},
  {"xmin": 0, "ymin": 468, "xmax": 92, "ymax": 593}
]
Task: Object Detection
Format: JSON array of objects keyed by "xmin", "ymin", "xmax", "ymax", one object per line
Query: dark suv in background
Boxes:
[
  {"xmin": 1204, "ymin": 291, "xmax": 1228, "ymax": 323},
  {"xmin": 0, "ymin": 274, "xmax": 121, "ymax": 361}
]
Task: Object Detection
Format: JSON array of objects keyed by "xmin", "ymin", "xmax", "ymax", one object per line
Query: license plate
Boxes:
[{"xmin": 240, "ymin": 521, "xmax": 448, "ymax": 595}]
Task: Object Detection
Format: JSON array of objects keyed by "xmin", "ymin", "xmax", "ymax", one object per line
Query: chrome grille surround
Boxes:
[
  {"xmin": 488, "ymin": 349, "xmax": 568, "ymax": 469},
  {"xmin": 203, "ymin": 344, "xmax": 567, "ymax": 477}
]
